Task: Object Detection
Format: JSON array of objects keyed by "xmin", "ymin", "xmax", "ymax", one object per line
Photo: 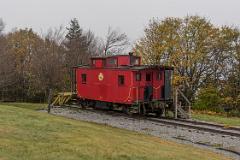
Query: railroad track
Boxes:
[
  {"xmin": 147, "ymin": 117, "xmax": 240, "ymax": 138},
  {"xmin": 172, "ymin": 118, "xmax": 240, "ymax": 132},
  {"xmin": 56, "ymin": 104, "xmax": 240, "ymax": 138}
]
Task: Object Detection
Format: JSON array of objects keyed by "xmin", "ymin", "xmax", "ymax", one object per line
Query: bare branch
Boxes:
[
  {"xmin": 0, "ymin": 18, "xmax": 5, "ymax": 34},
  {"xmin": 103, "ymin": 27, "xmax": 130, "ymax": 55}
]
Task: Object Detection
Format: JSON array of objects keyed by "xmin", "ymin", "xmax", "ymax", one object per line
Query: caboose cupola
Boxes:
[{"xmin": 91, "ymin": 53, "xmax": 141, "ymax": 68}]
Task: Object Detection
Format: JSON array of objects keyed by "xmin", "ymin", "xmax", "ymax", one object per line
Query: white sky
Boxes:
[{"xmin": 1, "ymin": 0, "xmax": 240, "ymax": 43}]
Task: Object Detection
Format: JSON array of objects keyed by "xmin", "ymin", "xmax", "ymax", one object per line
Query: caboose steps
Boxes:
[
  {"xmin": 174, "ymin": 87, "xmax": 191, "ymax": 119},
  {"xmin": 50, "ymin": 92, "xmax": 77, "ymax": 106},
  {"xmin": 177, "ymin": 105, "xmax": 190, "ymax": 119}
]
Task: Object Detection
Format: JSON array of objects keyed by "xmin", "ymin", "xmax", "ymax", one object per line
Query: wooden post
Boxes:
[
  {"xmin": 174, "ymin": 88, "xmax": 178, "ymax": 119},
  {"xmin": 163, "ymin": 105, "xmax": 166, "ymax": 117},
  {"xmin": 138, "ymin": 103, "xmax": 141, "ymax": 115},
  {"xmin": 70, "ymin": 69, "xmax": 73, "ymax": 93},
  {"xmin": 188, "ymin": 105, "xmax": 191, "ymax": 119},
  {"xmin": 47, "ymin": 89, "xmax": 53, "ymax": 113},
  {"xmin": 143, "ymin": 103, "xmax": 146, "ymax": 115}
]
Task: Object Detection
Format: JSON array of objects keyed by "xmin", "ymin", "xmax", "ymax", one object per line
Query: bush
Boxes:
[
  {"xmin": 193, "ymin": 86, "xmax": 223, "ymax": 112},
  {"xmin": 228, "ymin": 109, "xmax": 240, "ymax": 117}
]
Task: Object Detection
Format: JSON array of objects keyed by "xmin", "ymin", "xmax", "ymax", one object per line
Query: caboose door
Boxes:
[
  {"xmin": 164, "ymin": 70, "xmax": 172, "ymax": 100},
  {"xmin": 144, "ymin": 72, "xmax": 153, "ymax": 101}
]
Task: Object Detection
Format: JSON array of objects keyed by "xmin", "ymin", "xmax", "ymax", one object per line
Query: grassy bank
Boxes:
[
  {"xmin": 0, "ymin": 102, "xmax": 47, "ymax": 110},
  {"xmin": 0, "ymin": 104, "xmax": 232, "ymax": 160},
  {"xmin": 192, "ymin": 112, "xmax": 240, "ymax": 127}
]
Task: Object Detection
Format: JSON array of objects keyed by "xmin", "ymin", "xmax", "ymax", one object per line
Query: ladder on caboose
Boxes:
[{"xmin": 174, "ymin": 87, "xmax": 191, "ymax": 119}]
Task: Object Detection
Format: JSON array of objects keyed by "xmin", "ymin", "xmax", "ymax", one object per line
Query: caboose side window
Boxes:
[
  {"xmin": 130, "ymin": 57, "xmax": 140, "ymax": 65},
  {"xmin": 146, "ymin": 73, "xmax": 151, "ymax": 81},
  {"xmin": 108, "ymin": 58, "xmax": 117, "ymax": 66},
  {"xmin": 118, "ymin": 75, "xmax": 125, "ymax": 85},
  {"xmin": 136, "ymin": 73, "xmax": 141, "ymax": 81},
  {"xmin": 81, "ymin": 74, "xmax": 87, "ymax": 84}
]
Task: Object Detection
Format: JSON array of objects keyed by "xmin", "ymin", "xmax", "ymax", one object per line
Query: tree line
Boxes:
[
  {"xmin": 0, "ymin": 18, "xmax": 129, "ymax": 102},
  {"xmin": 0, "ymin": 16, "xmax": 239, "ymax": 116},
  {"xmin": 135, "ymin": 16, "xmax": 240, "ymax": 116}
]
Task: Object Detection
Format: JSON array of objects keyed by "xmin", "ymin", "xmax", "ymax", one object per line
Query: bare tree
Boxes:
[
  {"xmin": 0, "ymin": 20, "xmax": 14, "ymax": 100},
  {"xmin": 29, "ymin": 27, "xmax": 67, "ymax": 101},
  {"xmin": 0, "ymin": 26, "xmax": 17, "ymax": 100},
  {"xmin": 0, "ymin": 18, "xmax": 4, "ymax": 34},
  {"xmin": 44, "ymin": 26, "xmax": 65, "ymax": 45},
  {"xmin": 85, "ymin": 30, "xmax": 99, "ymax": 56},
  {"xmin": 102, "ymin": 27, "xmax": 130, "ymax": 55},
  {"xmin": 0, "ymin": 37, "xmax": 15, "ymax": 88}
]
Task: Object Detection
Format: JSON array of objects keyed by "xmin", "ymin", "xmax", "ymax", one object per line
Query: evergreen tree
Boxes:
[
  {"xmin": 66, "ymin": 18, "xmax": 82, "ymax": 41},
  {"xmin": 64, "ymin": 18, "xmax": 89, "ymax": 68}
]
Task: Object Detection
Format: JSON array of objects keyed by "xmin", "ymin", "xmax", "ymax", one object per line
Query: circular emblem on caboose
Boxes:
[{"xmin": 98, "ymin": 73, "xmax": 104, "ymax": 81}]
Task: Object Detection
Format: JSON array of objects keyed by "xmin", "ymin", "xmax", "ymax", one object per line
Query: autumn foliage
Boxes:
[{"xmin": 135, "ymin": 16, "xmax": 240, "ymax": 115}]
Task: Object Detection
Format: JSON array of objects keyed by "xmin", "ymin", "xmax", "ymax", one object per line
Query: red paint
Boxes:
[{"xmin": 76, "ymin": 54, "xmax": 172, "ymax": 104}]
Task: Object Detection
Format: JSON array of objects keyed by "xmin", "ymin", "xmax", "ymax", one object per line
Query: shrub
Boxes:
[{"xmin": 193, "ymin": 86, "xmax": 223, "ymax": 112}]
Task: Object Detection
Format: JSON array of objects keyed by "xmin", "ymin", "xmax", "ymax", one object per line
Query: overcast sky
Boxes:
[{"xmin": 1, "ymin": 0, "xmax": 240, "ymax": 43}]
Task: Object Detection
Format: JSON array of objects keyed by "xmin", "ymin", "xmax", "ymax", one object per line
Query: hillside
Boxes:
[{"xmin": 0, "ymin": 104, "xmax": 232, "ymax": 160}]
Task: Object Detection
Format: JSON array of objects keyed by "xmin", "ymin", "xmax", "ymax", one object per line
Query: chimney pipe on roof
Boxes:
[{"xmin": 129, "ymin": 52, "xmax": 134, "ymax": 56}]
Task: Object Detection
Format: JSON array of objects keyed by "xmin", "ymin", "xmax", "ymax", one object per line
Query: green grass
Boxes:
[
  {"xmin": 0, "ymin": 104, "xmax": 232, "ymax": 160},
  {"xmin": 192, "ymin": 113, "xmax": 240, "ymax": 127},
  {"xmin": 0, "ymin": 102, "xmax": 47, "ymax": 110},
  {"xmin": 3, "ymin": 103, "xmax": 239, "ymax": 127}
]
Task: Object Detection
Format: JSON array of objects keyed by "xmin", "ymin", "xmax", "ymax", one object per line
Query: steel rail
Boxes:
[
  {"xmin": 168, "ymin": 118, "xmax": 240, "ymax": 132},
  {"xmin": 148, "ymin": 118, "xmax": 240, "ymax": 137}
]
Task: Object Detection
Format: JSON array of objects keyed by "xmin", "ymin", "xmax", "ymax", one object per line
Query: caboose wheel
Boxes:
[
  {"xmin": 155, "ymin": 109, "xmax": 163, "ymax": 117},
  {"xmin": 139, "ymin": 104, "xmax": 147, "ymax": 115},
  {"xmin": 122, "ymin": 106, "xmax": 129, "ymax": 114}
]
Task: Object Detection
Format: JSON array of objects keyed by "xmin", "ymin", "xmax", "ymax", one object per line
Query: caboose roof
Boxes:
[
  {"xmin": 91, "ymin": 54, "xmax": 141, "ymax": 59},
  {"xmin": 129, "ymin": 65, "xmax": 173, "ymax": 70},
  {"xmin": 74, "ymin": 64, "xmax": 173, "ymax": 70},
  {"xmin": 76, "ymin": 54, "xmax": 173, "ymax": 70}
]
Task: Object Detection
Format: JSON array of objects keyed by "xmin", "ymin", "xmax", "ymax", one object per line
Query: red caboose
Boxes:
[{"xmin": 73, "ymin": 53, "xmax": 173, "ymax": 115}]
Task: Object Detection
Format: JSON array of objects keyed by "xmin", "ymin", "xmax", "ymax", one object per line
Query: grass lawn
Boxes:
[
  {"xmin": 192, "ymin": 112, "xmax": 240, "ymax": 127},
  {"xmin": 0, "ymin": 102, "xmax": 47, "ymax": 110},
  {"xmin": 0, "ymin": 104, "xmax": 232, "ymax": 160},
  {"xmin": 3, "ymin": 102, "xmax": 239, "ymax": 127}
]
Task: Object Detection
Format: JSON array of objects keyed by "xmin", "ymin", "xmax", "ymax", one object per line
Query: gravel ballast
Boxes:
[{"xmin": 47, "ymin": 107, "xmax": 240, "ymax": 160}]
